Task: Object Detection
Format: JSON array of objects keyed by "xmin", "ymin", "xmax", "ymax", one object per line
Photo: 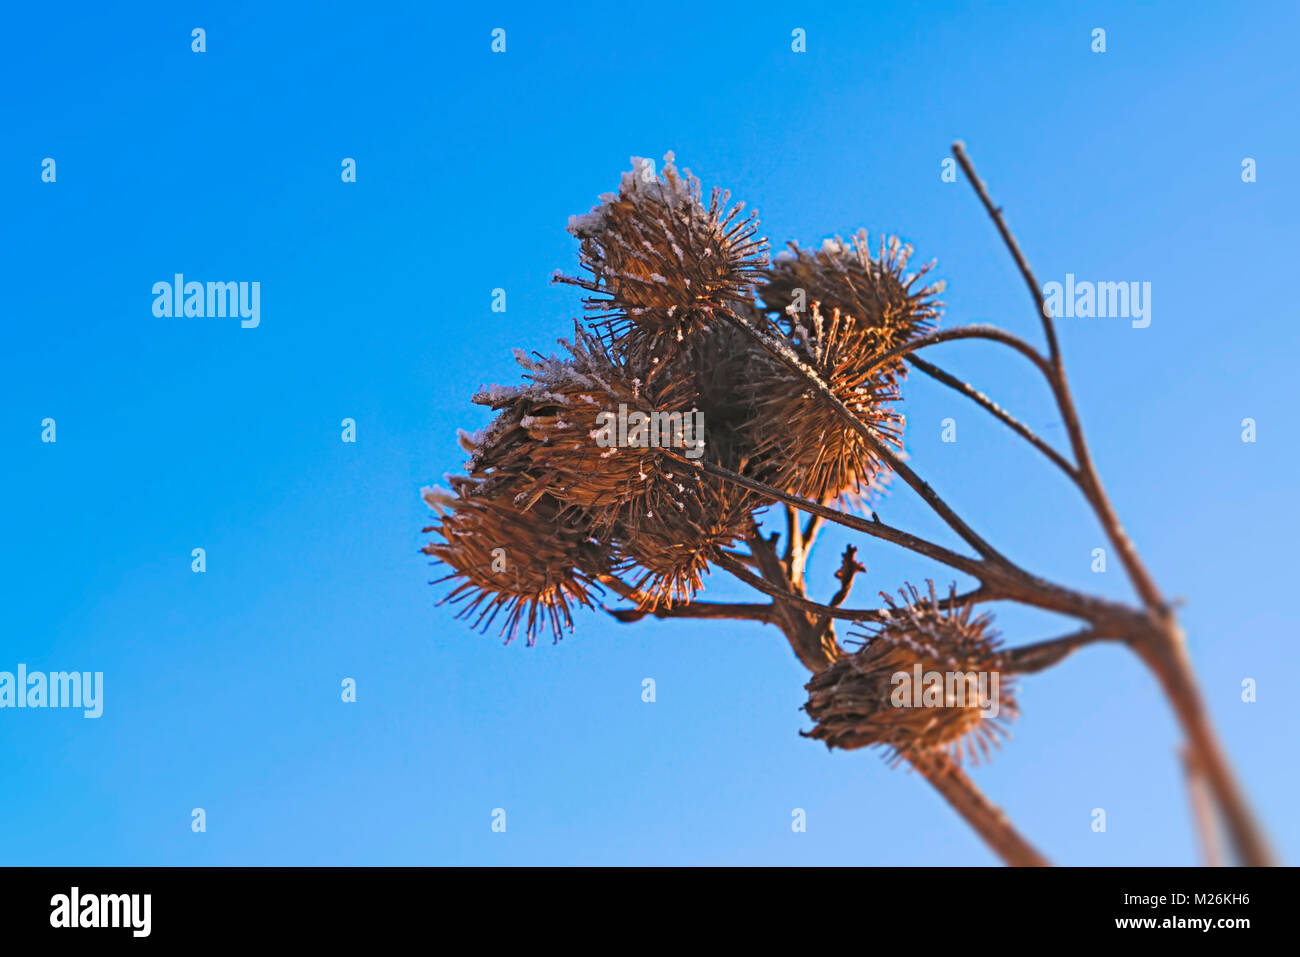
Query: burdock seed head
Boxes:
[
  {"xmin": 759, "ymin": 232, "xmax": 944, "ymax": 349},
  {"xmin": 608, "ymin": 448, "xmax": 763, "ymax": 609},
  {"xmin": 421, "ymin": 476, "xmax": 608, "ymax": 646},
  {"xmin": 466, "ymin": 327, "xmax": 706, "ymax": 530},
  {"xmin": 740, "ymin": 300, "xmax": 904, "ymax": 509},
  {"xmin": 555, "ymin": 152, "xmax": 768, "ymax": 365},
  {"xmin": 739, "ymin": 234, "xmax": 944, "ymax": 509},
  {"xmin": 803, "ymin": 582, "xmax": 1017, "ymax": 766}
]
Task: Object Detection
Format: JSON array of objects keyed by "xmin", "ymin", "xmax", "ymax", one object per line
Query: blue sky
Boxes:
[{"xmin": 2, "ymin": 1, "xmax": 1297, "ymax": 865}]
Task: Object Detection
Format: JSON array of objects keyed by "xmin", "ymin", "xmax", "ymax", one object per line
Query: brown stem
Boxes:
[
  {"xmin": 716, "ymin": 552, "xmax": 987, "ymax": 625},
  {"xmin": 665, "ymin": 450, "xmax": 989, "ymax": 580},
  {"xmin": 782, "ymin": 504, "xmax": 803, "ymax": 570},
  {"xmin": 954, "ymin": 141, "xmax": 1273, "ymax": 866},
  {"xmin": 908, "ymin": 749, "xmax": 1050, "ymax": 866},
  {"xmin": 1132, "ymin": 629, "xmax": 1274, "ymax": 866},
  {"xmin": 810, "ymin": 545, "xmax": 865, "ymax": 645},
  {"xmin": 668, "ymin": 450, "xmax": 1159, "ymax": 641},
  {"xmin": 865, "ymin": 323, "xmax": 1055, "ymax": 383},
  {"xmin": 719, "ymin": 305, "xmax": 1009, "ymax": 563},
  {"xmin": 605, "ymin": 600, "xmax": 777, "ymax": 625},
  {"xmin": 746, "ymin": 532, "xmax": 835, "ymax": 670},
  {"xmin": 906, "ymin": 354, "xmax": 1079, "ymax": 482},
  {"xmin": 1183, "ymin": 747, "xmax": 1224, "ymax": 867},
  {"xmin": 952, "ymin": 140, "xmax": 1162, "ymax": 611},
  {"xmin": 1000, "ymin": 628, "xmax": 1112, "ymax": 674}
]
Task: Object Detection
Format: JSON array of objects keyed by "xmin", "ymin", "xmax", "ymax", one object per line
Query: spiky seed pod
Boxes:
[
  {"xmin": 666, "ymin": 302, "xmax": 770, "ymax": 442},
  {"xmin": 803, "ymin": 582, "xmax": 1017, "ymax": 766},
  {"xmin": 555, "ymin": 152, "xmax": 768, "ymax": 366},
  {"xmin": 466, "ymin": 329, "xmax": 708, "ymax": 530},
  {"xmin": 609, "ymin": 441, "xmax": 764, "ymax": 608},
  {"xmin": 759, "ymin": 232, "xmax": 944, "ymax": 350},
  {"xmin": 421, "ymin": 476, "xmax": 607, "ymax": 646},
  {"xmin": 739, "ymin": 300, "xmax": 904, "ymax": 508}
]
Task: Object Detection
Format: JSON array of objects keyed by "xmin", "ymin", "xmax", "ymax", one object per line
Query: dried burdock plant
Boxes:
[
  {"xmin": 740, "ymin": 301, "xmax": 905, "ymax": 508},
  {"xmin": 423, "ymin": 147, "xmax": 1274, "ymax": 867},
  {"xmin": 804, "ymin": 582, "xmax": 1016, "ymax": 766},
  {"xmin": 556, "ymin": 152, "xmax": 767, "ymax": 368},
  {"xmin": 421, "ymin": 477, "xmax": 605, "ymax": 645}
]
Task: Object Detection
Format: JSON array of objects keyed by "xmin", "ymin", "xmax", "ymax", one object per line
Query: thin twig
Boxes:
[
  {"xmin": 715, "ymin": 551, "xmax": 988, "ymax": 625},
  {"xmin": 719, "ymin": 304, "xmax": 1010, "ymax": 563},
  {"xmin": 908, "ymin": 749, "xmax": 1050, "ymax": 866},
  {"xmin": 604, "ymin": 601, "xmax": 777, "ymax": 625},
  {"xmin": 951, "ymin": 140, "xmax": 1162, "ymax": 611},
  {"xmin": 665, "ymin": 450, "xmax": 988, "ymax": 581},
  {"xmin": 866, "ymin": 323, "xmax": 1055, "ymax": 383},
  {"xmin": 782, "ymin": 503, "xmax": 804, "ymax": 573},
  {"xmin": 954, "ymin": 140, "xmax": 1273, "ymax": 866},
  {"xmin": 1182, "ymin": 747, "xmax": 1224, "ymax": 867},
  {"xmin": 810, "ymin": 545, "xmax": 865, "ymax": 645},
  {"xmin": 907, "ymin": 354, "xmax": 1079, "ymax": 483},
  {"xmin": 999, "ymin": 628, "xmax": 1111, "ymax": 674}
]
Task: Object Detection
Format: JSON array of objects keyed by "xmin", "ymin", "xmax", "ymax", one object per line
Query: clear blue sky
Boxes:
[{"xmin": 2, "ymin": 1, "xmax": 1296, "ymax": 865}]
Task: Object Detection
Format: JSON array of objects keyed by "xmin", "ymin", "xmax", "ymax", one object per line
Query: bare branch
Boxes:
[
  {"xmin": 664, "ymin": 450, "xmax": 989, "ymax": 581},
  {"xmin": 1182, "ymin": 747, "xmax": 1225, "ymax": 868},
  {"xmin": 782, "ymin": 503, "xmax": 803, "ymax": 572},
  {"xmin": 810, "ymin": 545, "xmax": 866, "ymax": 645},
  {"xmin": 906, "ymin": 354, "xmax": 1079, "ymax": 483},
  {"xmin": 999, "ymin": 628, "xmax": 1111, "ymax": 674},
  {"xmin": 907, "ymin": 749, "xmax": 1050, "ymax": 866},
  {"xmin": 951, "ymin": 142, "xmax": 1060, "ymax": 363},
  {"xmin": 719, "ymin": 304, "xmax": 1010, "ymax": 563},
  {"xmin": 952, "ymin": 140, "xmax": 1163, "ymax": 611},
  {"xmin": 745, "ymin": 532, "xmax": 835, "ymax": 669},
  {"xmin": 605, "ymin": 601, "xmax": 778, "ymax": 625},
  {"xmin": 866, "ymin": 323, "xmax": 1055, "ymax": 384},
  {"xmin": 955, "ymin": 141, "xmax": 1273, "ymax": 867}
]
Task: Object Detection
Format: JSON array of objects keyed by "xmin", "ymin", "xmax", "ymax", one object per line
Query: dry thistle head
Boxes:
[
  {"xmin": 608, "ymin": 444, "xmax": 763, "ymax": 608},
  {"xmin": 555, "ymin": 152, "xmax": 768, "ymax": 365},
  {"xmin": 803, "ymin": 582, "xmax": 1016, "ymax": 766},
  {"xmin": 740, "ymin": 300, "xmax": 904, "ymax": 508},
  {"xmin": 442, "ymin": 325, "xmax": 765, "ymax": 616},
  {"xmin": 759, "ymin": 232, "xmax": 944, "ymax": 348},
  {"xmin": 421, "ymin": 476, "xmax": 606, "ymax": 645},
  {"xmin": 467, "ymin": 329, "xmax": 708, "ymax": 529},
  {"xmin": 738, "ymin": 234, "xmax": 944, "ymax": 508}
]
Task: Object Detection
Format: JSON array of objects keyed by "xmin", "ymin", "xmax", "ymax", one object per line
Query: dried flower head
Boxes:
[
  {"xmin": 740, "ymin": 300, "xmax": 904, "ymax": 508},
  {"xmin": 760, "ymin": 232, "xmax": 944, "ymax": 348},
  {"xmin": 555, "ymin": 152, "xmax": 768, "ymax": 365},
  {"xmin": 609, "ymin": 448, "xmax": 762, "ymax": 608},
  {"xmin": 803, "ymin": 582, "xmax": 1016, "ymax": 765},
  {"xmin": 467, "ymin": 329, "xmax": 707, "ymax": 530},
  {"xmin": 421, "ymin": 477, "xmax": 606, "ymax": 645}
]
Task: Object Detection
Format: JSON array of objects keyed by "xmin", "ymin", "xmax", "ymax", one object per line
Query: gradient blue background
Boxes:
[{"xmin": 3, "ymin": 1, "xmax": 1297, "ymax": 865}]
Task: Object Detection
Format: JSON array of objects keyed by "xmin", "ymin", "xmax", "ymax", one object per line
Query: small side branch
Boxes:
[
  {"xmin": 1000, "ymin": 629, "xmax": 1111, "ymax": 674},
  {"xmin": 908, "ymin": 749, "xmax": 1050, "ymax": 866},
  {"xmin": 866, "ymin": 324, "xmax": 1055, "ymax": 384},
  {"xmin": 906, "ymin": 354, "xmax": 1079, "ymax": 483},
  {"xmin": 1183, "ymin": 747, "xmax": 1225, "ymax": 867},
  {"xmin": 605, "ymin": 601, "xmax": 778, "ymax": 625},
  {"xmin": 665, "ymin": 450, "xmax": 989, "ymax": 582},
  {"xmin": 811, "ymin": 546, "xmax": 866, "ymax": 645},
  {"xmin": 719, "ymin": 304, "xmax": 1010, "ymax": 564}
]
